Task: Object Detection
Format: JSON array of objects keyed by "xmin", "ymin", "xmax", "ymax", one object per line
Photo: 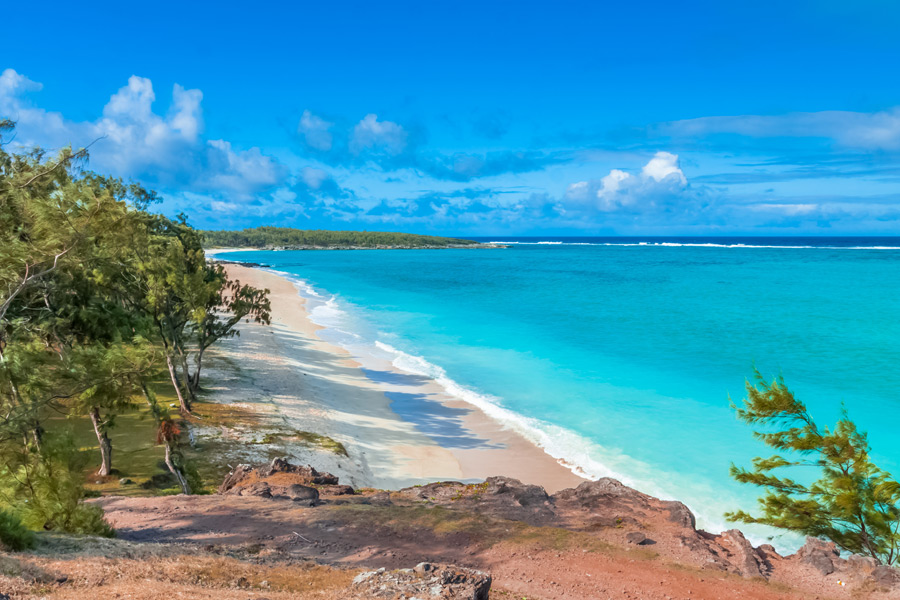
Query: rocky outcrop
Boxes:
[
  {"xmin": 553, "ymin": 478, "xmax": 696, "ymax": 529},
  {"xmin": 714, "ymin": 529, "xmax": 771, "ymax": 578},
  {"xmin": 218, "ymin": 457, "xmax": 345, "ymax": 506},
  {"xmin": 352, "ymin": 563, "xmax": 491, "ymax": 599},
  {"xmin": 217, "ymin": 460, "xmax": 900, "ymax": 594},
  {"xmin": 398, "ymin": 476, "xmax": 555, "ymax": 523},
  {"xmin": 795, "ymin": 536, "xmax": 839, "ymax": 575}
]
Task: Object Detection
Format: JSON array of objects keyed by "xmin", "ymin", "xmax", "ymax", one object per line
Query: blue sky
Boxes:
[{"xmin": 4, "ymin": 0, "xmax": 900, "ymax": 235}]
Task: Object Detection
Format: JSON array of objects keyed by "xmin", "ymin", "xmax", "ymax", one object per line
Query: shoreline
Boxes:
[{"xmin": 214, "ymin": 263, "xmax": 584, "ymax": 493}]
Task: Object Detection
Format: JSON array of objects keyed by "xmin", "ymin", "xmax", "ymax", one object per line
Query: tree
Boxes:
[
  {"xmin": 156, "ymin": 418, "xmax": 191, "ymax": 495},
  {"xmin": 189, "ymin": 267, "xmax": 270, "ymax": 392},
  {"xmin": 69, "ymin": 342, "xmax": 155, "ymax": 476},
  {"xmin": 728, "ymin": 370, "xmax": 900, "ymax": 565}
]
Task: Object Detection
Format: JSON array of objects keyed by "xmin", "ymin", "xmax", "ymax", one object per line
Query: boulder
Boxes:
[
  {"xmin": 625, "ymin": 531, "xmax": 655, "ymax": 545},
  {"xmin": 236, "ymin": 482, "xmax": 272, "ymax": 498},
  {"xmin": 794, "ymin": 537, "xmax": 839, "ymax": 575},
  {"xmin": 485, "ymin": 476, "xmax": 551, "ymax": 507},
  {"xmin": 352, "ymin": 563, "xmax": 491, "ymax": 599},
  {"xmin": 317, "ymin": 484, "xmax": 356, "ymax": 496},
  {"xmin": 283, "ymin": 484, "xmax": 319, "ymax": 505},
  {"xmin": 716, "ymin": 529, "xmax": 770, "ymax": 578},
  {"xmin": 218, "ymin": 464, "xmax": 255, "ymax": 494}
]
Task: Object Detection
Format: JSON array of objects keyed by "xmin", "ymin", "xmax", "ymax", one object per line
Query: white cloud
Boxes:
[
  {"xmin": 663, "ymin": 108, "xmax": 900, "ymax": 150},
  {"xmin": 0, "ymin": 69, "xmax": 286, "ymax": 199},
  {"xmin": 350, "ymin": 113, "xmax": 407, "ymax": 156},
  {"xmin": 641, "ymin": 151, "xmax": 686, "ymax": 183},
  {"xmin": 566, "ymin": 152, "xmax": 689, "ymax": 212},
  {"xmin": 298, "ymin": 110, "xmax": 333, "ymax": 151}
]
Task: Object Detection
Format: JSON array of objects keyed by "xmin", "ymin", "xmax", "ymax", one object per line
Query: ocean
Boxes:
[{"xmin": 216, "ymin": 237, "xmax": 900, "ymax": 549}]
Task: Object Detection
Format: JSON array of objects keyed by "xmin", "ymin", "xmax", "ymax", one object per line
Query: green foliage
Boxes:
[
  {"xmin": 0, "ymin": 120, "xmax": 269, "ymax": 516},
  {"xmin": 0, "ymin": 509, "xmax": 35, "ymax": 551},
  {"xmin": 201, "ymin": 226, "xmax": 479, "ymax": 249},
  {"xmin": 728, "ymin": 370, "xmax": 900, "ymax": 564},
  {"xmin": 0, "ymin": 431, "xmax": 114, "ymax": 537}
]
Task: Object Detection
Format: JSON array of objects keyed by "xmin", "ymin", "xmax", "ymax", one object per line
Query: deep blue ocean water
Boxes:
[{"xmin": 217, "ymin": 237, "xmax": 900, "ymax": 548}]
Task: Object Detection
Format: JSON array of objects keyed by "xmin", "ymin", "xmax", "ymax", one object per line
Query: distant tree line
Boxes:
[
  {"xmin": 201, "ymin": 226, "xmax": 480, "ymax": 249},
  {"xmin": 0, "ymin": 120, "xmax": 270, "ymax": 544}
]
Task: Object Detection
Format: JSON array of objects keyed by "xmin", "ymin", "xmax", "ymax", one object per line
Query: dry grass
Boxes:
[
  {"xmin": 326, "ymin": 503, "xmax": 612, "ymax": 554},
  {"xmin": 0, "ymin": 536, "xmax": 365, "ymax": 599}
]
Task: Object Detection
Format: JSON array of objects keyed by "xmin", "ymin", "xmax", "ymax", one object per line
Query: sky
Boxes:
[{"xmin": 3, "ymin": 0, "xmax": 900, "ymax": 235}]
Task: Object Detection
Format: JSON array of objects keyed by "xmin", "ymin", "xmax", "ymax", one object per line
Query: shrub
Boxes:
[
  {"xmin": 0, "ymin": 509, "xmax": 35, "ymax": 551},
  {"xmin": 0, "ymin": 431, "xmax": 115, "ymax": 538}
]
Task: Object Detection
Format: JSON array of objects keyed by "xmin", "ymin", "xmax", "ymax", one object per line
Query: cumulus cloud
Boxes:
[
  {"xmin": 566, "ymin": 152, "xmax": 694, "ymax": 213},
  {"xmin": 0, "ymin": 69, "xmax": 286, "ymax": 199},
  {"xmin": 662, "ymin": 108, "xmax": 900, "ymax": 151}
]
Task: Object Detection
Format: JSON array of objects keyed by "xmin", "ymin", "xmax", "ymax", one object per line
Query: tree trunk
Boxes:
[
  {"xmin": 190, "ymin": 346, "xmax": 205, "ymax": 392},
  {"xmin": 90, "ymin": 406, "xmax": 112, "ymax": 476},
  {"xmin": 178, "ymin": 353, "xmax": 197, "ymax": 403},
  {"xmin": 166, "ymin": 353, "xmax": 191, "ymax": 413},
  {"xmin": 164, "ymin": 441, "xmax": 191, "ymax": 495}
]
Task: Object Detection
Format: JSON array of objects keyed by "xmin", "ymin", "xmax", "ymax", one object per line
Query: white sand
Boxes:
[{"xmin": 205, "ymin": 264, "xmax": 585, "ymax": 493}]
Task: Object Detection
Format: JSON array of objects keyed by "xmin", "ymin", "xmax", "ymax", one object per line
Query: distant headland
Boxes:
[{"xmin": 202, "ymin": 226, "xmax": 505, "ymax": 250}]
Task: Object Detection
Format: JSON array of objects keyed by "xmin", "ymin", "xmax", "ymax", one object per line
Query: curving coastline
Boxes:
[{"xmin": 213, "ymin": 263, "xmax": 584, "ymax": 493}]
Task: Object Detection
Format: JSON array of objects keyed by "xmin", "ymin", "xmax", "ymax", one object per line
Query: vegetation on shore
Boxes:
[
  {"xmin": 201, "ymin": 226, "xmax": 483, "ymax": 249},
  {"xmin": 729, "ymin": 370, "xmax": 900, "ymax": 565},
  {"xmin": 0, "ymin": 119, "xmax": 270, "ymax": 543}
]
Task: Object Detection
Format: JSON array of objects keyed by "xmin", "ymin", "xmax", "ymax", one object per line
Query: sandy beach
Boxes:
[{"xmin": 206, "ymin": 263, "xmax": 584, "ymax": 493}]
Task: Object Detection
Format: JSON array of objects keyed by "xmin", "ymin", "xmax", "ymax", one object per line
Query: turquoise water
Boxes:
[{"xmin": 218, "ymin": 239, "xmax": 900, "ymax": 547}]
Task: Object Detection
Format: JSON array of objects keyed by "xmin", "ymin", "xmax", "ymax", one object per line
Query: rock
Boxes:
[
  {"xmin": 794, "ymin": 537, "xmax": 839, "ymax": 575},
  {"xmin": 660, "ymin": 500, "xmax": 697, "ymax": 529},
  {"xmin": 716, "ymin": 529, "xmax": 769, "ymax": 578},
  {"xmin": 352, "ymin": 563, "xmax": 491, "ymax": 599},
  {"xmin": 237, "ymin": 482, "xmax": 272, "ymax": 498},
  {"xmin": 259, "ymin": 457, "xmax": 339, "ymax": 484},
  {"xmin": 625, "ymin": 531, "xmax": 656, "ymax": 545},
  {"xmin": 872, "ymin": 565, "xmax": 898, "ymax": 587},
  {"xmin": 554, "ymin": 478, "xmax": 696, "ymax": 530},
  {"xmin": 846, "ymin": 553, "xmax": 880, "ymax": 579},
  {"xmin": 400, "ymin": 477, "xmax": 555, "ymax": 524},
  {"xmin": 218, "ymin": 464, "xmax": 254, "ymax": 494},
  {"xmin": 485, "ymin": 476, "xmax": 551, "ymax": 507},
  {"xmin": 218, "ymin": 459, "xmax": 341, "ymax": 497},
  {"xmin": 399, "ymin": 481, "xmax": 467, "ymax": 502},
  {"xmin": 284, "ymin": 484, "xmax": 319, "ymax": 505},
  {"xmin": 317, "ymin": 484, "xmax": 355, "ymax": 496}
]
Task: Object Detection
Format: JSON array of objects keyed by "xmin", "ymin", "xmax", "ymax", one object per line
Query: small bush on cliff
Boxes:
[
  {"xmin": 727, "ymin": 370, "xmax": 900, "ymax": 565},
  {"xmin": 0, "ymin": 509, "xmax": 35, "ymax": 551}
]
